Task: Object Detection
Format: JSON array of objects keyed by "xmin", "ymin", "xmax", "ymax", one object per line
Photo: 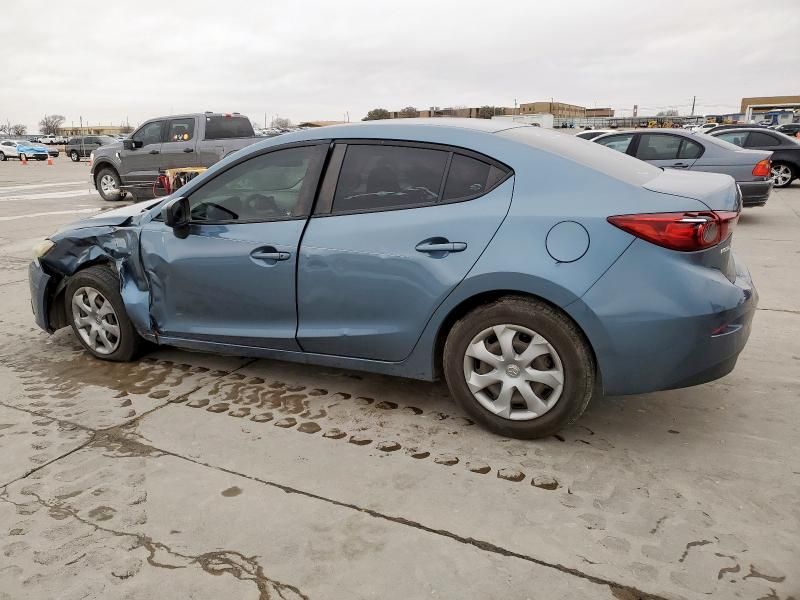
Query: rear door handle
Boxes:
[
  {"xmin": 149, "ymin": 150, "xmax": 160, "ymax": 155},
  {"xmin": 415, "ymin": 241, "xmax": 467, "ymax": 253},
  {"xmin": 183, "ymin": 147, "xmax": 194, "ymax": 153}
]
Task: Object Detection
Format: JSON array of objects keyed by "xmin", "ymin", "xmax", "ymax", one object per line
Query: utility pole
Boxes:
[{"xmin": 690, "ymin": 95, "xmax": 696, "ymax": 116}]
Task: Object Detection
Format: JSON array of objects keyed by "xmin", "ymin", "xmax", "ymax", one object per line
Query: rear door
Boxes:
[
  {"xmin": 160, "ymin": 117, "xmax": 198, "ymax": 170},
  {"xmin": 635, "ymin": 133, "xmax": 701, "ymax": 170},
  {"xmin": 296, "ymin": 141, "xmax": 514, "ymax": 361}
]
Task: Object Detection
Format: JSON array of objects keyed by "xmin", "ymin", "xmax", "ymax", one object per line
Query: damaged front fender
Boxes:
[{"xmin": 40, "ymin": 224, "xmax": 155, "ymax": 340}]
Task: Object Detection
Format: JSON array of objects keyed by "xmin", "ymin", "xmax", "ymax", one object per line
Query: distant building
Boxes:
[
  {"xmin": 740, "ymin": 95, "xmax": 800, "ymax": 123},
  {"xmin": 519, "ymin": 101, "xmax": 614, "ymax": 119},
  {"xmin": 58, "ymin": 124, "xmax": 129, "ymax": 137},
  {"xmin": 388, "ymin": 106, "xmax": 520, "ymax": 119}
]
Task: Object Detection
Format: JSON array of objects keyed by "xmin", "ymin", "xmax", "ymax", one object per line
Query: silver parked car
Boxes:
[{"xmin": 592, "ymin": 129, "xmax": 773, "ymax": 207}]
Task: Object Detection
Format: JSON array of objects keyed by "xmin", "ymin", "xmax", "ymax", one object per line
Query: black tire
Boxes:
[
  {"xmin": 95, "ymin": 167, "xmax": 123, "ymax": 201},
  {"xmin": 19, "ymin": 153, "xmax": 27, "ymax": 162},
  {"xmin": 443, "ymin": 296, "xmax": 596, "ymax": 439},
  {"xmin": 0, "ymin": 152, "xmax": 5, "ymax": 161},
  {"xmin": 771, "ymin": 162, "xmax": 795, "ymax": 188},
  {"xmin": 65, "ymin": 265, "xmax": 145, "ymax": 362},
  {"xmin": 70, "ymin": 150, "xmax": 80, "ymax": 162}
]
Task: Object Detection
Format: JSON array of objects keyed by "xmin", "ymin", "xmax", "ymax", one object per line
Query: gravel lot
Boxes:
[{"xmin": 0, "ymin": 156, "xmax": 798, "ymax": 599}]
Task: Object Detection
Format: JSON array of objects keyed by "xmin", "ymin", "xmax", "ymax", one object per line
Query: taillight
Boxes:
[
  {"xmin": 608, "ymin": 211, "xmax": 739, "ymax": 252},
  {"xmin": 752, "ymin": 159, "xmax": 770, "ymax": 177}
]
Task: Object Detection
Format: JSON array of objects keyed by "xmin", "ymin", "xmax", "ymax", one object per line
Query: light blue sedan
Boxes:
[{"xmin": 28, "ymin": 119, "xmax": 756, "ymax": 438}]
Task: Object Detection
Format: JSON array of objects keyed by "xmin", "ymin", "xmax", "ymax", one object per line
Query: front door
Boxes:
[
  {"xmin": 120, "ymin": 120, "xmax": 165, "ymax": 190},
  {"xmin": 296, "ymin": 142, "xmax": 514, "ymax": 361},
  {"xmin": 140, "ymin": 143, "xmax": 327, "ymax": 349}
]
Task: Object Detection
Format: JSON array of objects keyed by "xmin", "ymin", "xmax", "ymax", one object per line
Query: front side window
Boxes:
[
  {"xmin": 595, "ymin": 133, "xmax": 634, "ymax": 153},
  {"xmin": 166, "ymin": 118, "xmax": 195, "ymax": 143},
  {"xmin": 332, "ymin": 145, "xmax": 449, "ymax": 213},
  {"xmin": 745, "ymin": 131, "xmax": 779, "ymax": 148},
  {"xmin": 636, "ymin": 134, "xmax": 682, "ymax": 160},
  {"xmin": 133, "ymin": 121, "xmax": 164, "ymax": 146},
  {"xmin": 187, "ymin": 145, "xmax": 324, "ymax": 223}
]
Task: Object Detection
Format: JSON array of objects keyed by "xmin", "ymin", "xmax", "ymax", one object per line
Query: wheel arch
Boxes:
[{"xmin": 425, "ymin": 276, "xmax": 600, "ymax": 383}]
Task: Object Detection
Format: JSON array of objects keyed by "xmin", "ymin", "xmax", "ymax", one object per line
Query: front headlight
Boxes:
[{"xmin": 33, "ymin": 239, "xmax": 55, "ymax": 265}]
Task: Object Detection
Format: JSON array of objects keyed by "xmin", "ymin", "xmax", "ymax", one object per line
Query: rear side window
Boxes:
[
  {"xmin": 637, "ymin": 134, "xmax": 681, "ymax": 160},
  {"xmin": 678, "ymin": 139, "xmax": 703, "ymax": 159},
  {"xmin": 715, "ymin": 131, "xmax": 746, "ymax": 147},
  {"xmin": 204, "ymin": 116, "xmax": 254, "ymax": 140},
  {"xmin": 443, "ymin": 154, "xmax": 492, "ymax": 201},
  {"xmin": 332, "ymin": 145, "xmax": 448, "ymax": 213},
  {"xmin": 745, "ymin": 131, "xmax": 780, "ymax": 148},
  {"xmin": 595, "ymin": 133, "xmax": 634, "ymax": 153},
  {"xmin": 167, "ymin": 118, "xmax": 195, "ymax": 142}
]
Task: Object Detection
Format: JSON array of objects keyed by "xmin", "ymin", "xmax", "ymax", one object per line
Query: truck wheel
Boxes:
[
  {"xmin": 70, "ymin": 150, "xmax": 80, "ymax": 162},
  {"xmin": 96, "ymin": 168, "xmax": 123, "ymax": 201}
]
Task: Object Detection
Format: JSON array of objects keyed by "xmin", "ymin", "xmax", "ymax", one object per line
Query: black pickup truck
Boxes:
[{"xmin": 90, "ymin": 112, "xmax": 261, "ymax": 201}]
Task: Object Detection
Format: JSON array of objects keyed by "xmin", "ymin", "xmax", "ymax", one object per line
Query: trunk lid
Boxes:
[{"xmin": 643, "ymin": 168, "xmax": 740, "ymax": 211}]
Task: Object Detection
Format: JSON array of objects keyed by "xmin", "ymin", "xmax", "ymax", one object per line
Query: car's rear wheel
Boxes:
[
  {"xmin": 70, "ymin": 150, "xmax": 80, "ymax": 162},
  {"xmin": 443, "ymin": 296, "xmax": 595, "ymax": 439},
  {"xmin": 65, "ymin": 265, "xmax": 144, "ymax": 361},
  {"xmin": 96, "ymin": 167, "xmax": 122, "ymax": 201},
  {"xmin": 770, "ymin": 162, "xmax": 794, "ymax": 188}
]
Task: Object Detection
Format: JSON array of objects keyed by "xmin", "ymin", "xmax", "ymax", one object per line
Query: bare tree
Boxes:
[
  {"xmin": 0, "ymin": 122, "xmax": 10, "ymax": 135},
  {"xmin": 119, "ymin": 124, "xmax": 134, "ymax": 134},
  {"xmin": 10, "ymin": 124, "xmax": 27, "ymax": 136},
  {"xmin": 398, "ymin": 106, "xmax": 418, "ymax": 118},
  {"xmin": 271, "ymin": 116, "xmax": 291, "ymax": 129},
  {"xmin": 656, "ymin": 109, "xmax": 679, "ymax": 117},
  {"xmin": 39, "ymin": 114, "xmax": 66, "ymax": 135},
  {"xmin": 362, "ymin": 108, "xmax": 391, "ymax": 121},
  {"xmin": 477, "ymin": 106, "xmax": 499, "ymax": 119}
]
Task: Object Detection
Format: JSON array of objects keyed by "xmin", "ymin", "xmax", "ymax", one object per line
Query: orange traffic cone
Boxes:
[
  {"xmin": 20, "ymin": 155, "xmax": 28, "ymax": 165},
  {"xmin": 47, "ymin": 157, "xmax": 54, "ymax": 166}
]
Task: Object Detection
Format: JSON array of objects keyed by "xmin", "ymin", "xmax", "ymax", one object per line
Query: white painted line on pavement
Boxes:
[
  {"xmin": 0, "ymin": 208, "xmax": 101, "ymax": 221},
  {"xmin": 0, "ymin": 189, "xmax": 98, "ymax": 203},
  {"xmin": 0, "ymin": 181, "xmax": 87, "ymax": 192}
]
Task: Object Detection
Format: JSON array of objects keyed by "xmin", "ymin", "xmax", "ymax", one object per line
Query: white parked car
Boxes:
[
  {"xmin": 39, "ymin": 135, "xmax": 57, "ymax": 144},
  {"xmin": 691, "ymin": 123, "xmax": 718, "ymax": 133},
  {"xmin": 0, "ymin": 139, "xmax": 49, "ymax": 161}
]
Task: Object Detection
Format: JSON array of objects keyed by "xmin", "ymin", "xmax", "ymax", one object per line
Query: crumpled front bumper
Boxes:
[{"xmin": 29, "ymin": 261, "xmax": 54, "ymax": 332}]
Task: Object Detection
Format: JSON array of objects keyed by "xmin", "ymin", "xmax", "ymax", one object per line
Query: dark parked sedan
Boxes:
[
  {"xmin": 592, "ymin": 129, "xmax": 773, "ymax": 206},
  {"xmin": 709, "ymin": 128, "xmax": 800, "ymax": 188}
]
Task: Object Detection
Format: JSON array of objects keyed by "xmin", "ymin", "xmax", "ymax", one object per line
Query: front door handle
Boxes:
[
  {"xmin": 415, "ymin": 241, "xmax": 467, "ymax": 253},
  {"xmin": 250, "ymin": 248, "xmax": 290, "ymax": 261},
  {"xmin": 183, "ymin": 147, "xmax": 194, "ymax": 153},
  {"xmin": 671, "ymin": 162, "xmax": 689, "ymax": 168},
  {"xmin": 149, "ymin": 150, "xmax": 160, "ymax": 155}
]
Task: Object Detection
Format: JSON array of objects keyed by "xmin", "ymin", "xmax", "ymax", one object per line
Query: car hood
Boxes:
[{"xmin": 57, "ymin": 201, "xmax": 162, "ymax": 232}]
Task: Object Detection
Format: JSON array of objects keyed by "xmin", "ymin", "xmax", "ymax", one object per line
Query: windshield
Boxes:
[
  {"xmin": 204, "ymin": 116, "xmax": 254, "ymax": 140},
  {"xmin": 97, "ymin": 136, "xmax": 116, "ymax": 145}
]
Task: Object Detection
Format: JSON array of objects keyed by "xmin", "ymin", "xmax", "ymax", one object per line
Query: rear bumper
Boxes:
[
  {"xmin": 738, "ymin": 180, "xmax": 772, "ymax": 207},
  {"xmin": 569, "ymin": 242, "xmax": 758, "ymax": 396},
  {"xmin": 29, "ymin": 261, "xmax": 54, "ymax": 333}
]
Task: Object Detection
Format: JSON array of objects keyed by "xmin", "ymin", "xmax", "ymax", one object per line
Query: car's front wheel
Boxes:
[
  {"xmin": 19, "ymin": 153, "xmax": 27, "ymax": 161},
  {"xmin": 65, "ymin": 265, "xmax": 144, "ymax": 361},
  {"xmin": 96, "ymin": 168, "xmax": 122, "ymax": 201},
  {"xmin": 70, "ymin": 150, "xmax": 80, "ymax": 162},
  {"xmin": 770, "ymin": 162, "xmax": 795, "ymax": 188},
  {"xmin": 443, "ymin": 296, "xmax": 595, "ymax": 439},
  {"xmin": 0, "ymin": 152, "xmax": 5, "ymax": 161}
]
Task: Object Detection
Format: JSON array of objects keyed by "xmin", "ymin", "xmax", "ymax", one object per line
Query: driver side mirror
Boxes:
[
  {"xmin": 162, "ymin": 196, "xmax": 190, "ymax": 238},
  {"xmin": 122, "ymin": 138, "xmax": 143, "ymax": 150}
]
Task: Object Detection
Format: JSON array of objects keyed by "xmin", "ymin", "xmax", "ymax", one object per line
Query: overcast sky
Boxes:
[{"xmin": 2, "ymin": 0, "xmax": 798, "ymax": 132}]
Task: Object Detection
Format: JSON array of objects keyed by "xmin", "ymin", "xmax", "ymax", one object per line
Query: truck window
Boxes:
[
  {"xmin": 166, "ymin": 118, "xmax": 195, "ymax": 142},
  {"xmin": 204, "ymin": 116, "xmax": 254, "ymax": 140}
]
